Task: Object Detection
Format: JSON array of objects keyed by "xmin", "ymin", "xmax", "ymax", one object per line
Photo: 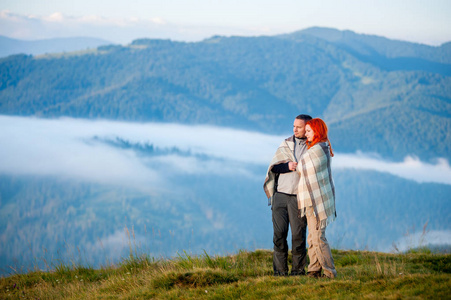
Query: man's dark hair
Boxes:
[{"xmin": 295, "ymin": 114, "xmax": 312, "ymax": 122}]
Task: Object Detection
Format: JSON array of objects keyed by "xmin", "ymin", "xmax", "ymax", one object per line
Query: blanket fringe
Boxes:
[{"xmin": 320, "ymin": 215, "xmax": 336, "ymax": 229}]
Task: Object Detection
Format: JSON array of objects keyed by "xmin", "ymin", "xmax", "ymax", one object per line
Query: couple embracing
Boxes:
[{"xmin": 263, "ymin": 115, "xmax": 337, "ymax": 279}]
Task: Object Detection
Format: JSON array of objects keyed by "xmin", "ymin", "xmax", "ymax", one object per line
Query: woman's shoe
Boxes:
[{"xmin": 306, "ymin": 271, "xmax": 322, "ymax": 278}]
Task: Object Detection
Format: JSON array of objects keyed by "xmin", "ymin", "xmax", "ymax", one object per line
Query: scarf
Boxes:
[
  {"xmin": 297, "ymin": 142, "xmax": 336, "ymax": 228},
  {"xmin": 263, "ymin": 136, "xmax": 296, "ymax": 205}
]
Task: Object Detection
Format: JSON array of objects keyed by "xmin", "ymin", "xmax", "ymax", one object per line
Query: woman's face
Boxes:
[{"xmin": 305, "ymin": 124, "xmax": 314, "ymax": 142}]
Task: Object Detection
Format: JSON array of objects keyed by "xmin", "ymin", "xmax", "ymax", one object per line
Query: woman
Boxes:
[{"xmin": 296, "ymin": 118, "xmax": 337, "ymax": 278}]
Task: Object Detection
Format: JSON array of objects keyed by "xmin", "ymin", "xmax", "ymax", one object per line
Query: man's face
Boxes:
[{"xmin": 293, "ymin": 119, "xmax": 306, "ymax": 138}]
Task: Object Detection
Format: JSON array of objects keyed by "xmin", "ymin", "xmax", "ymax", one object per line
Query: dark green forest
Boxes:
[{"xmin": 0, "ymin": 27, "xmax": 450, "ymax": 161}]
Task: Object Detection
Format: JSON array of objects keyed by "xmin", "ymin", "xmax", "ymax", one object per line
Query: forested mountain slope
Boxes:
[{"xmin": 0, "ymin": 27, "xmax": 450, "ymax": 160}]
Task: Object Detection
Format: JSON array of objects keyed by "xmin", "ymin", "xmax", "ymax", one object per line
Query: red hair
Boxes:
[{"xmin": 306, "ymin": 118, "xmax": 334, "ymax": 157}]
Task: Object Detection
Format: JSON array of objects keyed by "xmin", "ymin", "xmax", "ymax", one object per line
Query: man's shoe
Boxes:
[
  {"xmin": 290, "ymin": 271, "xmax": 306, "ymax": 276},
  {"xmin": 273, "ymin": 271, "xmax": 288, "ymax": 276}
]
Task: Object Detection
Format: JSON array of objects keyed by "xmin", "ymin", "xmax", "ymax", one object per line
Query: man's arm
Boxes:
[{"xmin": 271, "ymin": 161, "xmax": 297, "ymax": 173}]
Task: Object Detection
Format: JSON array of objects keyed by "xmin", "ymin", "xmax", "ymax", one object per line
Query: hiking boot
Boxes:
[
  {"xmin": 290, "ymin": 270, "xmax": 306, "ymax": 276},
  {"xmin": 307, "ymin": 271, "xmax": 322, "ymax": 278}
]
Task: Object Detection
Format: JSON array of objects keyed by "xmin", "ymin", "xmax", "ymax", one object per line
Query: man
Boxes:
[{"xmin": 263, "ymin": 114, "xmax": 312, "ymax": 276}]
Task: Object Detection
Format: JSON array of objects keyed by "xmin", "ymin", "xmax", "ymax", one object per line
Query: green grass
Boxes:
[{"xmin": 1, "ymin": 249, "xmax": 450, "ymax": 299}]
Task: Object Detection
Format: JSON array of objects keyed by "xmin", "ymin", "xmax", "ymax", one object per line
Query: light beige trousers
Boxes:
[{"xmin": 306, "ymin": 206, "xmax": 337, "ymax": 278}]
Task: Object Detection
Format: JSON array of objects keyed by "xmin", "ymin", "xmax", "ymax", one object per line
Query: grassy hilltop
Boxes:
[{"xmin": 1, "ymin": 248, "xmax": 450, "ymax": 299}]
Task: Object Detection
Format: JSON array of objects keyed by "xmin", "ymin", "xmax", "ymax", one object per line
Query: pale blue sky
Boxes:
[{"xmin": 1, "ymin": 0, "xmax": 450, "ymax": 45}]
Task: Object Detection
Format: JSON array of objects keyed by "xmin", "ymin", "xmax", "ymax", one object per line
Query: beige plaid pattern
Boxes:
[
  {"xmin": 297, "ymin": 142, "xmax": 336, "ymax": 229},
  {"xmin": 263, "ymin": 137, "xmax": 296, "ymax": 203}
]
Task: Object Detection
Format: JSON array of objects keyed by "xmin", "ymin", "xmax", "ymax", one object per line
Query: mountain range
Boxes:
[
  {"xmin": 0, "ymin": 27, "xmax": 450, "ymax": 276},
  {"xmin": 0, "ymin": 35, "xmax": 112, "ymax": 58},
  {"xmin": 0, "ymin": 27, "xmax": 450, "ymax": 161}
]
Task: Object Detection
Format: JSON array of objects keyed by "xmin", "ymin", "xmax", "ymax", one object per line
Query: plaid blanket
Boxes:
[
  {"xmin": 263, "ymin": 136, "xmax": 296, "ymax": 205},
  {"xmin": 297, "ymin": 142, "xmax": 336, "ymax": 229}
]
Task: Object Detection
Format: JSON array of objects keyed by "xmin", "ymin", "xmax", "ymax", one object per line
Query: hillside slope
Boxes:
[{"xmin": 0, "ymin": 249, "xmax": 449, "ymax": 299}]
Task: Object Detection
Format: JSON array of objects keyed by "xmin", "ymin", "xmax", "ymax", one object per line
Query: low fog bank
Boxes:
[
  {"xmin": 391, "ymin": 230, "xmax": 451, "ymax": 253},
  {"xmin": 1, "ymin": 115, "xmax": 450, "ymax": 186}
]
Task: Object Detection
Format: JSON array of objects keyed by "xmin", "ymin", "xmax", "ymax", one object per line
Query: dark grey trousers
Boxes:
[{"xmin": 272, "ymin": 192, "xmax": 307, "ymax": 275}]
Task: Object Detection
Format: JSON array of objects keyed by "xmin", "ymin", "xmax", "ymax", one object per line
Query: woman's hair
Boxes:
[{"xmin": 306, "ymin": 118, "xmax": 334, "ymax": 157}]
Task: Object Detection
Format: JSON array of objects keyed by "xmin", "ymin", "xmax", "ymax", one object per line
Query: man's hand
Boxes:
[{"xmin": 288, "ymin": 161, "xmax": 298, "ymax": 171}]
